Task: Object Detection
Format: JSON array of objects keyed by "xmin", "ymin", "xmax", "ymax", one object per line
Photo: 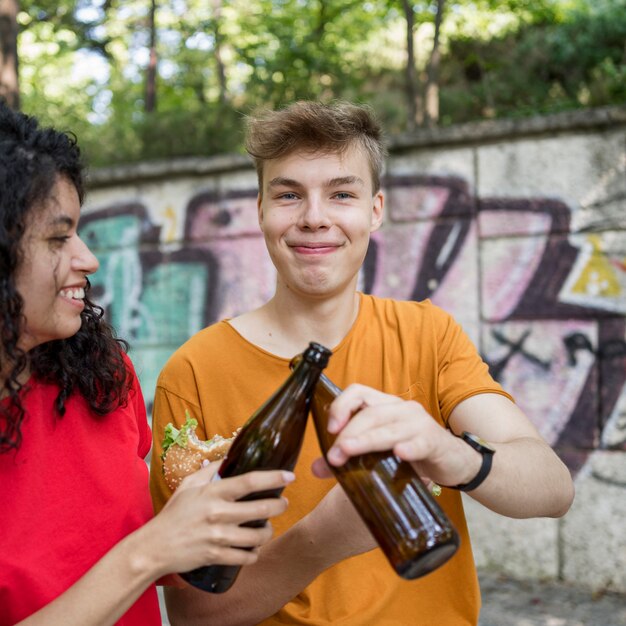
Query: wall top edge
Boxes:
[
  {"xmin": 390, "ymin": 105, "xmax": 626, "ymax": 152},
  {"xmin": 86, "ymin": 153, "xmax": 253, "ymax": 188},
  {"xmin": 86, "ymin": 105, "xmax": 626, "ymax": 189}
]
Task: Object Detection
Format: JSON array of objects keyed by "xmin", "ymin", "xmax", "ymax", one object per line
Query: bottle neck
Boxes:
[
  {"xmin": 295, "ymin": 359, "xmax": 325, "ymax": 386},
  {"xmin": 311, "ymin": 372, "xmax": 342, "ymax": 450}
]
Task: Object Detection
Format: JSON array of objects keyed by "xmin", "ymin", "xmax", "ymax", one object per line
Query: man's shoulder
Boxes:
[
  {"xmin": 158, "ymin": 321, "xmax": 234, "ymax": 377},
  {"xmin": 363, "ymin": 293, "xmax": 444, "ymax": 319},
  {"xmin": 356, "ymin": 295, "xmax": 456, "ymax": 346}
]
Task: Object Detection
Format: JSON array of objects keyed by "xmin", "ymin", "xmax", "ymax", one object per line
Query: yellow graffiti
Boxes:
[
  {"xmin": 571, "ymin": 235, "xmax": 621, "ymax": 297},
  {"xmin": 161, "ymin": 205, "xmax": 177, "ymax": 243}
]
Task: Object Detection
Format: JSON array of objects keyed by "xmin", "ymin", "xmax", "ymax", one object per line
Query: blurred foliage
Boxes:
[
  {"xmin": 441, "ymin": 0, "xmax": 626, "ymax": 123},
  {"xmin": 12, "ymin": 0, "xmax": 626, "ymax": 166}
]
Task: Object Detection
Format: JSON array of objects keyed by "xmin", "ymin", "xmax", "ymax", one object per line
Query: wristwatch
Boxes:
[{"xmin": 448, "ymin": 431, "xmax": 496, "ymax": 492}]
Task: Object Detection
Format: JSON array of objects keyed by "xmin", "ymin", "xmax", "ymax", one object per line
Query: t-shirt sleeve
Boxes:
[
  {"xmin": 149, "ymin": 359, "xmax": 206, "ymax": 515},
  {"xmin": 122, "ymin": 352, "xmax": 152, "ymax": 459},
  {"xmin": 433, "ymin": 306, "xmax": 514, "ymax": 424}
]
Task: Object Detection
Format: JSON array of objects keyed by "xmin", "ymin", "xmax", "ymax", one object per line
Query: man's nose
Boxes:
[{"xmin": 297, "ymin": 196, "xmax": 332, "ymax": 229}]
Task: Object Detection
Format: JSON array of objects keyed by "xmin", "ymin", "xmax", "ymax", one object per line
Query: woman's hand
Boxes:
[{"xmin": 147, "ymin": 464, "xmax": 294, "ymax": 577}]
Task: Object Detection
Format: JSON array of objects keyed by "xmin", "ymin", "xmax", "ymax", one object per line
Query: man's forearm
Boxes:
[
  {"xmin": 468, "ymin": 437, "xmax": 574, "ymax": 519},
  {"xmin": 167, "ymin": 520, "xmax": 330, "ymax": 626}
]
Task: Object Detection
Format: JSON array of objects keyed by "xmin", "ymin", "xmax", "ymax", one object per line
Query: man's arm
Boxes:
[
  {"xmin": 165, "ymin": 484, "xmax": 377, "ymax": 626},
  {"xmin": 446, "ymin": 393, "xmax": 574, "ymax": 517},
  {"xmin": 324, "ymin": 386, "xmax": 575, "ymax": 520}
]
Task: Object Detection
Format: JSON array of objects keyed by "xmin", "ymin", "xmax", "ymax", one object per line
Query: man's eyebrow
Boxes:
[
  {"xmin": 267, "ymin": 176, "xmax": 365, "ymax": 188},
  {"xmin": 268, "ymin": 177, "xmax": 303, "ymax": 189},
  {"xmin": 326, "ymin": 175, "xmax": 365, "ymax": 188}
]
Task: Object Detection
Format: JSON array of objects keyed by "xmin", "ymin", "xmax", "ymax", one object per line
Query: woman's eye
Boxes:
[{"xmin": 49, "ymin": 236, "xmax": 70, "ymax": 246}]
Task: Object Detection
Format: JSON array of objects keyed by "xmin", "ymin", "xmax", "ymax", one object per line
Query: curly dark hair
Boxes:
[{"xmin": 0, "ymin": 101, "xmax": 132, "ymax": 453}]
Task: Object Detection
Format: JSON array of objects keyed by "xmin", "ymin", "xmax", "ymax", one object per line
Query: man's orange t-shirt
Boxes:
[{"xmin": 150, "ymin": 294, "xmax": 512, "ymax": 625}]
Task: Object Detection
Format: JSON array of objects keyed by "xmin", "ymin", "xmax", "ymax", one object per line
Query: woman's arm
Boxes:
[
  {"xmin": 164, "ymin": 483, "xmax": 377, "ymax": 626},
  {"xmin": 16, "ymin": 467, "xmax": 293, "ymax": 626}
]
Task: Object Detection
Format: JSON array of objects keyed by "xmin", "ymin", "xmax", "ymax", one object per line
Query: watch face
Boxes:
[{"xmin": 463, "ymin": 431, "xmax": 496, "ymax": 453}]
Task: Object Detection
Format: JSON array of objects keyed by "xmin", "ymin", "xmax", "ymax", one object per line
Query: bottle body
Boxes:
[
  {"xmin": 311, "ymin": 374, "xmax": 460, "ymax": 580},
  {"xmin": 180, "ymin": 342, "xmax": 332, "ymax": 594}
]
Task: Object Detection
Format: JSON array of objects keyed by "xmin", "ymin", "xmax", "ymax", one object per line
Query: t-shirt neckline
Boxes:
[{"xmin": 221, "ymin": 292, "xmax": 368, "ymax": 363}]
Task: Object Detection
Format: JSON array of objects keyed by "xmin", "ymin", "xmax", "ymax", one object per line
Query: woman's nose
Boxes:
[{"xmin": 73, "ymin": 235, "xmax": 100, "ymax": 275}]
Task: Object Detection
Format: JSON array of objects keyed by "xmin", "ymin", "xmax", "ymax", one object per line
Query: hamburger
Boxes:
[{"xmin": 161, "ymin": 413, "xmax": 239, "ymax": 491}]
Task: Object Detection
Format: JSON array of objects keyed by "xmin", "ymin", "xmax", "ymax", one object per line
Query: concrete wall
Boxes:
[{"xmin": 84, "ymin": 106, "xmax": 626, "ymax": 593}]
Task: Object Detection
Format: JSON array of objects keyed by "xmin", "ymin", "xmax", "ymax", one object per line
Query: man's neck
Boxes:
[{"xmin": 228, "ymin": 288, "xmax": 361, "ymax": 358}]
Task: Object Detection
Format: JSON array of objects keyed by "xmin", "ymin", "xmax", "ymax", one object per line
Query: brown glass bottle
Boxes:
[
  {"xmin": 180, "ymin": 341, "xmax": 332, "ymax": 594},
  {"xmin": 311, "ymin": 372, "xmax": 460, "ymax": 580}
]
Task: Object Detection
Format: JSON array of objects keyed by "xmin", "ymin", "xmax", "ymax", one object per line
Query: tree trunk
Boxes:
[
  {"xmin": 0, "ymin": 0, "xmax": 19, "ymax": 110},
  {"xmin": 424, "ymin": 0, "xmax": 445, "ymax": 128},
  {"xmin": 212, "ymin": 0, "xmax": 227, "ymax": 105},
  {"xmin": 401, "ymin": 0, "xmax": 420, "ymax": 131},
  {"xmin": 145, "ymin": 0, "xmax": 157, "ymax": 113}
]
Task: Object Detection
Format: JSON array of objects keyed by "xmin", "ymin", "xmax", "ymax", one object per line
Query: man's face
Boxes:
[
  {"xmin": 258, "ymin": 145, "xmax": 383, "ymax": 299},
  {"xmin": 14, "ymin": 176, "xmax": 99, "ymax": 352}
]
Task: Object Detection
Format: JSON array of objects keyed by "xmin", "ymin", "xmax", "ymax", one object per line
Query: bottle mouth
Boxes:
[{"xmin": 303, "ymin": 342, "xmax": 332, "ymax": 367}]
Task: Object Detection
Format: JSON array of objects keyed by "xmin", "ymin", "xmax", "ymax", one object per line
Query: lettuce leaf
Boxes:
[{"xmin": 160, "ymin": 411, "xmax": 198, "ymax": 461}]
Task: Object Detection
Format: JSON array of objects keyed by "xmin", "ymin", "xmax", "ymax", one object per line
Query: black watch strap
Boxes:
[{"xmin": 448, "ymin": 431, "xmax": 495, "ymax": 492}]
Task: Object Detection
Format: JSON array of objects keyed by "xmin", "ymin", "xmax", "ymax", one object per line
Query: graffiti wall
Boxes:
[{"xmin": 84, "ymin": 108, "xmax": 626, "ymax": 592}]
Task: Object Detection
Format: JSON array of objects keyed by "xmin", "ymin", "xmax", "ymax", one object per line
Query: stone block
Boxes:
[
  {"xmin": 478, "ymin": 197, "xmax": 571, "ymax": 238},
  {"xmin": 129, "ymin": 345, "xmax": 179, "ymax": 416},
  {"xmin": 370, "ymin": 220, "xmax": 480, "ymax": 343},
  {"xmin": 558, "ymin": 232, "xmax": 626, "ymax": 316},
  {"xmin": 385, "ymin": 174, "xmax": 475, "ymax": 222},
  {"xmin": 480, "ymin": 235, "xmax": 551, "ymax": 321},
  {"xmin": 184, "ymin": 186, "xmax": 260, "ymax": 240},
  {"xmin": 197, "ymin": 237, "xmax": 276, "ymax": 320},
  {"xmin": 562, "ymin": 451, "xmax": 626, "ymax": 592},
  {"xmin": 481, "ymin": 320, "xmax": 599, "ymax": 451},
  {"xmin": 386, "ymin": 145, "xmax": 474, "ymax": 184},
  {"xmin": 463, "ymin": 494, "xmax": 560, "ymax": 580},
  {"xmin": 476, "ymin": 131, "xmax": 626, "ymax": 220},
  {"xmin": 480, "ymin": 232, "xmax": 604, "ymax": 321}
]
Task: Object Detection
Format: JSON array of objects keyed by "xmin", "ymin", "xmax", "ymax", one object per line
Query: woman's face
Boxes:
[{"xmin": 14, "ymin": 176, "xmax": 99, "ymax": 352}]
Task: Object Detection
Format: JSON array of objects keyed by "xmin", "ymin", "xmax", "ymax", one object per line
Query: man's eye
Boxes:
[
  {"xmin": 334, "ymin": 192, "xmax": 353, "ymax": 200},
  {"xmin": 279, "ymin": 192, "xmax": 298, "ymax": 200}
]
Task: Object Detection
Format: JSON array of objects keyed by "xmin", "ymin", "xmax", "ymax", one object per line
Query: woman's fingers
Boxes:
[
  {"xmin": 154, "ymin": 469, "xmax": 295, "ymax": 575},
  {"xmin": 204, "ymin": 520, "xmax": 274, "ymax": 550},
  {"xmin": 211, "ymin": 470, "xmax": 295, "ymax": 502},
  {"xmin": 202, "ymin": 545, "xmax": 263, "ymax": 567},
  {"xmin": 180, "ymin": 467, "xmax": 295, "ymax": 500},
  {"xmin": 200, "ymin": 495, "xmax": 289, "ymax": 525},
  {"xmin": 177, "ymin": 461, "xmax": 220, "ymax": 489}
]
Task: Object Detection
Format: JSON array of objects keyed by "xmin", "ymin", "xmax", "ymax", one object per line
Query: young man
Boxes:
[{"xmin": 149, "ymin": 101, "xmax": 574, "ymax": 626}]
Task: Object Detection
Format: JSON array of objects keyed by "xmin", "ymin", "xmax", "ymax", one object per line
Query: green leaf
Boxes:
[{"xmin": 160, "ymin": 410, "xmax": 198, "ymax": 462}]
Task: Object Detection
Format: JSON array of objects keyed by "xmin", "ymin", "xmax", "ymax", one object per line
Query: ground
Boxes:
[{"xmin": 478, "ymin": 571, "xmax": 626, "ymax": 626}]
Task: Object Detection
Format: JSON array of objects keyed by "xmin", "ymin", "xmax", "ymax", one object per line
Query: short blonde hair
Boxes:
[{"xmin": 245, "ymin": 100, "xmax": 387, "ymax": 195}]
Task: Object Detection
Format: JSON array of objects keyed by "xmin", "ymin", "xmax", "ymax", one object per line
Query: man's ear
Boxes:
[
  {"xmin": 257, "ymin": 193, "xmax": 264, "ymax": 229},
  {"xmin": 370, "ymin": 191, "xmax": 384, "ymax": 233}
]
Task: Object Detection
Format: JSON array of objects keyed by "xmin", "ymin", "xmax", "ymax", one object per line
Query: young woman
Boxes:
[{"xmin": 0, "ymin": 102, "xmax": 293, "ymax": 626}]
